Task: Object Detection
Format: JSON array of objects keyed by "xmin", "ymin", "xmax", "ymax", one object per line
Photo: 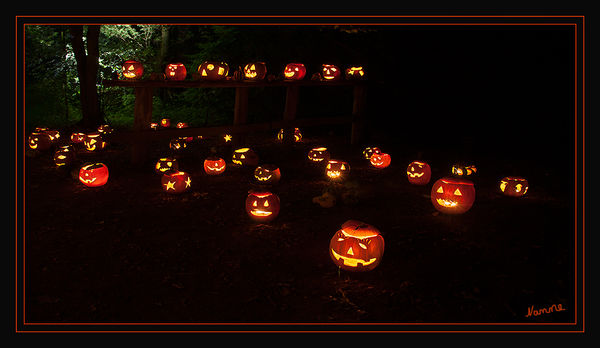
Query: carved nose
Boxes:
[{"xmin": 347, "ymin": 247, "xmax": 354, "ymax": 256}]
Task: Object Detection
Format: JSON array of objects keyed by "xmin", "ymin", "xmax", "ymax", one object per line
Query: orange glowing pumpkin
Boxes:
[
  {"xmin": 204, "ymin": 157, "xmax": 227, "ymax": 175},
  {"xmin": 329, "ymin": 220, "xmax": 384, "ymax": 272},
  {"xmin": 79, "ymin": 163, "xmax": 109, "ymax": 187},
  {"xmin": 406, "ymin": 161, "xmax": 431, "ymax": 185},
  {"xmin": 161, "ymin": 171, "xmax": 192, "ymax": 194},
  {"xmin": 499, "ymin": 176, "xmax": 529, "ymax": 197},
  {"xmin": 431, "ymin": 177, "xmax": 476, "ymax": 214},
  {"xmin": 122, "ymin": 60, "xmax": 144, "ymax": 80},
  {"xmin": 245, "ymin": 191, "xmax": 280, "ymax": 223}
]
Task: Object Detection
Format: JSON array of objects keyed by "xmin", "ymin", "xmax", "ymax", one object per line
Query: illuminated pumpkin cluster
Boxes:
[
  {"xmin": 79, "ymin": 163, "xmax": 109, "ymax": 187},
  {"xmin": 499, "ymin": 176, "xmax": 529, "ymax": 197},
  {"xmin": 245, "ymin": 191, "xmax": 280, "ymax": 223},
  {"xmin": 431, "ymin": 177, "xmax": 476, "ymax": 214},
  {"xmin": 329, "ymin": 220, "xmax": 385, "ymax": 272},
  {"xmin": 406, "ymin": 161, "xmax": 431, "ymax": 185}
]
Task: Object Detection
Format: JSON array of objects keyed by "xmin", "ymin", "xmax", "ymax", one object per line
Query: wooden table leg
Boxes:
[
  {"xmin": 351, "ymin": 84, "xmax": 366, "ymax": 145},
  {"xmin": 233, "ymin": 87, "xmax": 249, "ymax": 147},
  {"xmin": 282, "ymin": 85, "xmax": 299, "ymax": 144},
  {"xmin": 131, "ymin": 86, "xmax": 153, "ymax": 165}
]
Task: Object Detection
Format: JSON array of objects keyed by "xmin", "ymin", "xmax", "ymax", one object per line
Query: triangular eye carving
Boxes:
[
  {"xmin": 436, "ymin": 186, "xmax": 444, "ymax": 193},
  {"xmin": 454, "ymin": 188, "xmax": 462, "ymax": 196}
]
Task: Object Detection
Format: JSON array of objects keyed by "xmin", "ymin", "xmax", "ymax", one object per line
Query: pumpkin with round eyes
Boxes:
[
  {"xmin": 431, "ymin": 177, "xmax": 476, "ymax": 214},
  {"xmin": 122, "ymin": 60, "xmax": 144, "ymax": 80},
  {"xmin": 406, "ymin": 161, "xmax": 431, "ymax": 185},
  {"xmin": 362, "ymin": 146, "xmax": 381, "ymax": 160},
  {"xmin": 370, "ymin": 153, "xmax": 391, "ymax": 169},
  {"xmin": 203, "ymin": 157, "xmax": 226, "ymax": 175},
  {"xmin": 79, "ymin": 163, "xmax": 109, "ymax": 187},
  {"xmin": 277, "ymin": 127, "xmax": 302, "ymax": 142},
  {"xmin": 161, "ymin": 171, "xmax": 192, "ymax": 194},
  {"xmin": 499, "ymin": 176, "xmax": 529, "ymax": 197},
  {"xmin": 345, "ymin": 66, "xmax": 366, "ymax": 80},
  {"xmin": 321, "ymin": 64, "xmax": 341, "ymax": 81},
  {"xmin": 232, "ymin": 147, "xmax": 259, "ymax": 167},
  {"xmin": 326, "ymin": 160, "xmax": 350, "ymax": 180},
  {"xmin": 70, "ymin": 132, "xmax": 87, "ymax": 144},
  {"xmin": 83, "ymin": 132, "xmax": 107, "ymax": 152},
  {"xmin": 53, "ymin": 145, "xmax": 76, "ymax": 167},
  {"xmin": 283, "ymin": 63, "xmax": 306, "ymax": 80},
  {"xmin": 28, "ymin": 131, "xmax": 53, "ymax": 151},
  {"xmin": 245, "ymin": 191, "xmax": 280, "ymax": 223},
  {"xmin": 451, "ymin": 163, "xmax": 477, "ymax": 177},
  {"xmin": 244, "ymin": 62, "xmax": 267, "ymax": 80},
  {"xmin": 308, "ymin": 147, "xmax": 330, "ymax": 163},
  {"xmin": 198, "ymin": 61, "xmax": 229, "ymax": 81},
  {"xmin": 160, "ymin": 118, "xmax": 171, "ymax": 128},
  {"xmin": 155, "ymin": 157, "xmax": 179, "ymax": 175},
  {"xmin": 329, "ymin": 220, "xmax": 385, "ymax": 272},
  {"xmin": 254, "ymin": 164, "xmax": 281, "ymax": 184},
  {"xmin": 165, "ymin": 63, "xmax": 187, "ymax": 81}
]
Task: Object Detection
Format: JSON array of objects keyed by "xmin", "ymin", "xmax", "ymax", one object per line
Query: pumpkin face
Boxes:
[
  {"xmin": 232, "ymin": 147, "xmax": 259, "ymax": 167},
  {"xmin": 53, "ymin": 145, "xmax": 76, "ymax": 167},
  {"xmin": 149, "ymin": 122, "xmax": 159, "ymax": 130},
  {"xmin": 254, "ymin": 164, "xmax": 281, "ymax": 184},
  {"xmin": 198, "ymin": 61, "xmax": 229, "ymax": 81},
  {"xmin": 97, "ymin": 124, "xmax": 113, "ymax": 135},
  {"xmin": 122, "ymin": 60, "xmax": 144, "ymax": 79},
  {"xmin": 321, "ymin": 64, "xmax": 341, "ymax": 81},
  {"xmin": 203, "ymin": 157, "xmax": 226, "ymax": 175},
  {"xmin": 329, "ymin": 220, "xmax": 385, "ymax": 272},
  {"xmin": 244, "ymin": 62, "xmax": 267, "ymax": 80},
  {"xmin": 431, "ymin": 177, "xmax": 476, "ymax": 214},
  {"xmin": 277, "ymin": 128, "xmax": 302, "ymax": 142},
  {"xmin": 176, "ymin": 122, "xmax": 188, "ymax": 129},
  {"xmin": 70, "ymin": 132, "xmax": 86, "ymax": 144},
  {"xmin": 155, "ymin": 157, "xmax": 179, "ymax": 174},
  {"xmin": 283, "ymin": 63, "xmax": 306, "ymax": 80},
  {"xmin": 44, "ymin": 129, "xmax": 61, "ymax": 143},
  {"xmin": 83, "ymin": 133, "xmax": 106, "ymax": 152},
  {"xmin": 499, "ymin": 176, "xmax": 529, "ymax": 197},
  {"xmin": 452, "ymin": 164, "xmax": 477, "ymax": 177},
  {"xmin": 79, "ymin": 163, "xmax": 109, "ymax": 187},
  {"xmin": 362, "ymin": 147, "xmax": 381, "ymax": 160},
  {"xmin": 28, "ymin": 132, "xmax": 53, "ymax": 151},
  {"xmin": 161, "ymin": 171, "xmax": 192, "ymax": 194},
  {"xmin": 169, "ymin": 138, "xmax": 187, "ymax": 151},
  {"xmin": 370, "ymin": 153, "xmax": 391, "ymax": 169},
  {"xmin": 406, "ymin": 161, "xmax": 431, "ymax": 185},
  {"xmin": 326, "ymin": 160, "xmax": 350, "ymax": 180},
  {"xmin": 307, "ymin": 147, "xmax": 330, "ymax": 163},
  {"xmin": 160, "ymin": 118, "xmax": 171, "ymax": 128},
  {"xmin": 345, "ymin": 66, "xmax": 366, "ymax": 80},
  {"xmin": 165, "ymin": 63, "xmax": 187, "ymax": 81},
  {"xmin": 245, "ymin": 191, "xmax": 280, "ymax": 223}
]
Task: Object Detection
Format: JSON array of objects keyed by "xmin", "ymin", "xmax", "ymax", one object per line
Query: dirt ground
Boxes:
[{"xmin": 23, "ymin": 127, "xmax": 574, "ymax": 330}]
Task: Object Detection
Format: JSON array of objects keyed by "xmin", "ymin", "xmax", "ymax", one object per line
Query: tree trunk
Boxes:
[{"xmin": 69, "ymin": 25, "xmax": 103, "ymax": 129}]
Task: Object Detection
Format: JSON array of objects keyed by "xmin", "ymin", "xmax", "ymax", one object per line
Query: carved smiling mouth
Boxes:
[
  {"xmin": 327, "ymin": 171, "xmax": 341, "ymax": 178},
  {"xmin": 207, "ymin": 165, "xmax": 224, "ymax": 171},
  {"xmin": 436, "ymin": 198, "xmax": 458, "ymax": 207},
  {"xmin": 79, "ymin": 177, "xmax": 97, "ymax": 184},
  {"xmin": 284, "ymin": 71, "xmax": 295, "ymax": 78},
  {"xmin": 256, "ymin": 175, "xmax": 272, "ymax": 181},
  {"xmin": 407, "ymin": 171, "xmax": 424, "ymax": 178},
  {"xmin": 330, "ymin": 249, "xmax": 377, "ymax": 267},
  {"xmin": 250, "ymin": 209, "xmax": 272, "ymax": 217},
  {"xmin": 232, "ymin": 159, "xmax": 242, "ymax": 165}
]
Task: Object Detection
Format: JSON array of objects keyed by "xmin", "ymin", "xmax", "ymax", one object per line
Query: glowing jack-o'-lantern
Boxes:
[
  {"xmin": 326, "ymin": 160, "xmax": 350, "ymax": 180},
  {"xmin": 83, "ymin": 133, "xmax": 107, "ymax": 152},
  {"xmin": 176, "ymin": 122, "xmax": 188, "ymax": 129},
  {"xmin": 254, "ymin": 165, "xmax": 281, "ymax": 184},
  {"xmin": 283, "ymin": 63, "xmax": 306, "ymax": 80},
  {"xmin": 452, "ymin": 164, "xmax": 477, "ymax": 177},
  {"xmin": 243, "ymin": 62, "xmax": 267, "ymax": 80},
  {"xmin": 169, "ymin": 138, "xmax": 188, "ymax": 151},
  {"xmin": 321, "ymin": 64, "xmax": 341, "ymax": 81},
  {"xmin": 499, "ymin": 176, "xmax": 529, "ymax": 197},
  {"xmin": 362, "ymin": 147, "xmax": 381, "ymax": 160},
  {"xmin": 431, "ymin": 177, "xmax": 476, "ymax": 214},
  {"xmin": 245, "ymin": 191, "xmax": 280, "ymax": 223},
  {"xmin": 308, "ymin": 147, "xmax": 330, "ymax": 163},
  {"xmin": 204, "ymin": 157, "xmax": 226, "ymax": 175},
  {"xmin": 406, "ymin": 161, "xmax": 431, "ymax": 185},
  {"xmin": 329, "ymin": 220, "xmax": 384, "ymax": 272},
  {"xmin": 277, "ymin": 128, "xmax": 302, "ymax": 142},
  {"xmin": 28, "ymin": 132, "xmax": 53, "ymax": 151},
  {"xmin": 345, "ymin": 66, "xmax": 366, "ymax": 80},
  {"xmin": 161, "ymin": 171, "xmax": 192, "ymax": 194},
  {"xmin": 198, "ymin": 61, "xmax": 229, "ymax": 81},
  {"xmin": 79, "ymin": 163, "xmax": 109, "ymax": 187},
  {"xmin": 370, "ymin": 153, "xmax": 391, "ymax": 169},
  {"xmin": 122, "ymin": 60, "xmax": 144, "ymax": 80},
  {"xmin": 165, "ymin": 63, "xmax": 187, "ymax": 81},
  {"xmin": 232, "ymin": 147, "xmax": 259, "ymax": 167},
  {"xmin": 149, "ymin": 122, "xmax": 159, "ymax": 130},
  {"xmin": 53, "ymin": 145, "xmax": 76, "ymax": 167},
  {"xmin": 155, "ymin": 157, "xmax": 179, "ymax": 175},
  {"xmin": 70, "ymin": 132, "xmax": 86, "ymax": 144},
  {"xmin": 97, "ymin": 124, "xmax": 113, "ymax": 135},
  {"xmin": 160, "ymin": 118, "xmax": 171, "ymax": 128}
]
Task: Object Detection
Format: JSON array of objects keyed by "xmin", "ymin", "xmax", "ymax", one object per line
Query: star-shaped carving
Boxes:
[
  {"xmin": 223, "ymin": 134, "xmax": 232, "ymax": 142},
  {"xmin": 185, "ymin": 177, "xmax": 192, "ymax": 188},
  {"xmin": 164, "ymin": 181, "xmax": 175, "ymax": 191}
]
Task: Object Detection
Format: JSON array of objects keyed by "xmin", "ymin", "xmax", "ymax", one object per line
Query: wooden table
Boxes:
[{"xmin": 102, "ymin": 79, "xmax": 367, "ymax": 164}]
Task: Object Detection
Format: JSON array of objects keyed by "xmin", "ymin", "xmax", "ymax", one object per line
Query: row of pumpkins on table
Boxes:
[
  {"xmin": 27, "ymin": 125, "xmax": 529, "ymax": 272},
  {"xmin": 121, "ymin": 59, "xmax": 366, "ymax": 81}
]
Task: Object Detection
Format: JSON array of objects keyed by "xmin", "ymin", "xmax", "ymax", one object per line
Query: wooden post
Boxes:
[
  {"xmin": 351, "ymin": 84, "xmax": 367, "ymax": 145},
  {"xmin": 233, "ymin": 87, "xmax": 249, "ymax": 147},
  {"xmin": 131, "ymin": 86, "xmax": 153, "ymax": 165},
  {"xmin": 282, "ymin": 85, "xmax": 299, "ymax": 144}
]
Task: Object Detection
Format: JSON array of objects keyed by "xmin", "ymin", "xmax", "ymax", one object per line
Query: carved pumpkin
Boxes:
[
  {"xmin": 431, "ymin": 177, "xmax": 476, "ymax": 214},
  {"xmin": 160, "ymin": 118, "xmax": 171, "ymax": 128},
  {"xmin": 277, "ymin": 128, "xmax": 302, "ymax": 142},
  {"xmin": 245, "ymin": 191, "xmax": 280, "ymax": 223},
  {"xmin": 326, "ymin": 160, "xmax": 350, "ymax": 180},
  {"xmin": 362, "ymin": 147, "xmax": 381, "ymax": 160},
  {"xmin": 122, "ymin": 60, "xmax": 144, "ymax": 80},
  {"xmin": 176, "ymin": 122, "xmax": 188, "ymax": 129},
  {"xmin": 345, "ymin": 66, "xmax": 366, "ymax": 80},
  {"xmin": 53, "ymin": 145, "xmax": 76, "ymax": 167},
  {"xmin": 70, "ymin": 132, "xmax": 87, "ymax": 144},
  {"xmin": 97, "ymin": 124, "xmax": 113, "ymax": 135},
  {"xmin": 165, "ymin": 63, "xmax": 187, "ymax": 81},
  {"xmin": 243, "ymin": 62, "xmax": 267, "ymax": 80},
  {"xmin": 232, "ymin": 147, "xmax": 259, "ymax": 167},
  {"xmin": 83, "ymin": 133, "xmax": 106, "ymax": 152},
  {"xmin": 452, "ymin": 163, "xmax": 477, "ymax": 177},
  {"xmin": 283, "ymin": 63, "xmax": 306, "ymax": 80},
  {"xmin": 329, "ymin": 220, "xmax": 385, "ymax": 272},
  {"xmin": 28, "ymin": 132, "xmax": 53, "ymax": 151},
  {"xmin": 321, "ymin": 64, "xmax": 341, "ymax": 81},
  {"xmin": 254, "ymin": 164, "xmax": 281, "ymax": 184},
  {"xmin": 499, "ymin": 176, "xmax": 529, "ymax": 197},
  {"xmin": 198, "ymin": 61, "xmax": 229, "ymax": 81},
  {"xmin": 370, "ymin": 153, "xmax": 391, "ymax": 169},
  {"xmin": 79, "ymin": 163, "xmax": 109, "ymax": 187},
  {"xmin": 169, "ymin": 138, "xmax": 188, "ymax": 151},
  {"xmin": 149, "ymin": 122, "xmax": 159, "ymax": 130},
  {"xmin": 204, "ymin": 157, "xmax": 226, "ymax": 175},
  {"xmin": 307, "ymin": 147, "xmax": 330, "ymax": 163},
  {"xmin": 406, "ymin": 161, "xmax": 431, "ymax": 185},
  {"xmin": 155, "ymin": 157, "xmax": 179, "ymax": 174},
  {"xmin": 161, "ymin": 171, "xmax": 192, "ymax": 194}
]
